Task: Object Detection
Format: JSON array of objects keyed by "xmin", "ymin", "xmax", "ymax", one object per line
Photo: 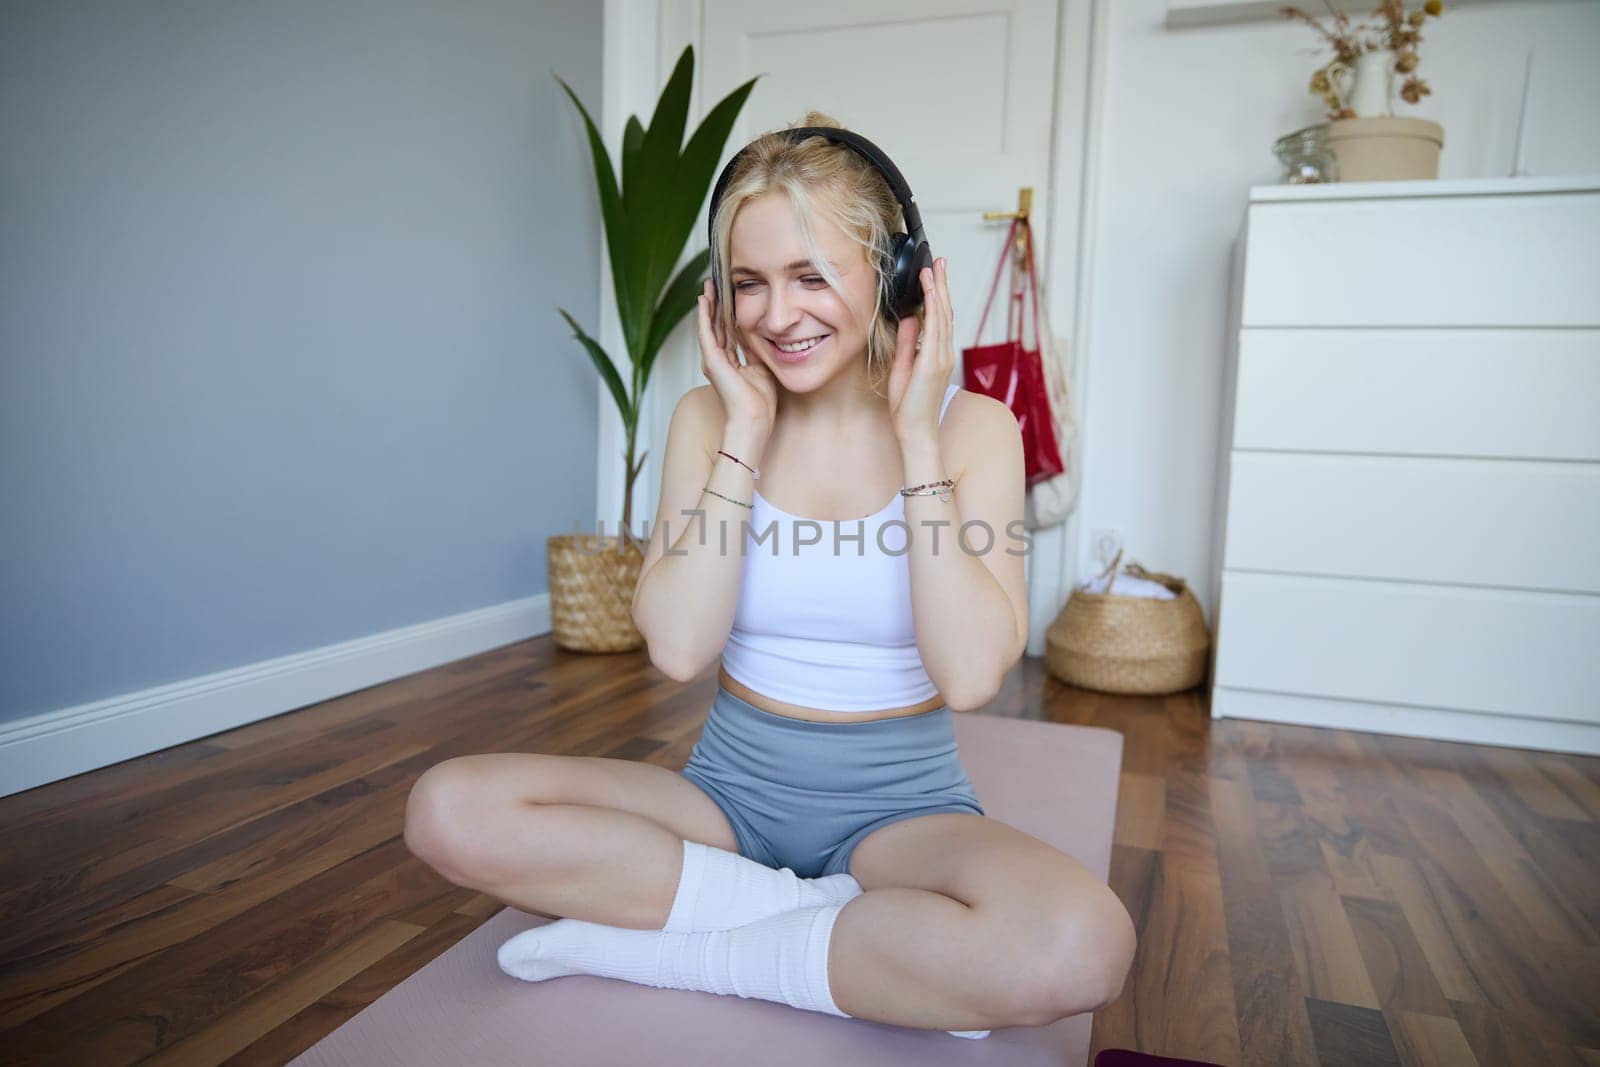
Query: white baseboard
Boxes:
[
  {"xmin": 1212, "ymin": 685, "xmax": 1600, "ymax": 756},
  {"xmin": 0, "ymin": 595, "xmax": 552, "ymax": 800}
]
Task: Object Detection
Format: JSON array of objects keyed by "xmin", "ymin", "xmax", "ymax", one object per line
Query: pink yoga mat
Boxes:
[{"xmin": 291, "ymin": 713, "xmax": 1123, "ymax": 1067}]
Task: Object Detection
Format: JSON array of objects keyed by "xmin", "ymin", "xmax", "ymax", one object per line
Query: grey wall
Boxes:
[{"xmin": 1, "ymin": 0, "xmax": 603, "ymax": 724}]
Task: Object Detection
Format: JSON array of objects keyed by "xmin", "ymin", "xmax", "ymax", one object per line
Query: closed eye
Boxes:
[{"xmin": 734, "ymin": 276, "xmax": 829, "ymax": 292}]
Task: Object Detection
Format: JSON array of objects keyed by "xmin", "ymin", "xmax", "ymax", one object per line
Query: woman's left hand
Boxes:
[{"xmin": 888, "ymin": 257, "xmax": 955, "ymax": 448}]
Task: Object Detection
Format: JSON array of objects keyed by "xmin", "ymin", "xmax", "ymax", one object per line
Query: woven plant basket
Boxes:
[
  {"xmin": 1045, "ymin": 549, "xmax": 1211, "ymax": 695},
  {"xmin": 546, "ymin": 532, "xmax": 645, "ymax": 653}
]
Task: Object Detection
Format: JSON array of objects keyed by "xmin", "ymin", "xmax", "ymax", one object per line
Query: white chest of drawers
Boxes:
[{"xmin": 1208, "ymin": 175, "xmax": 1600, "ymax": 754}]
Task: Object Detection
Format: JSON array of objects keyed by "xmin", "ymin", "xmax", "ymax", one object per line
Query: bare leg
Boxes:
[
  {"xmin": 448, "ymin": 802, "xmax": 686, "ymax": 930},
  {"xmin": 828, "ymin": 888, "xmax": 1018, "ymax": 1032}
]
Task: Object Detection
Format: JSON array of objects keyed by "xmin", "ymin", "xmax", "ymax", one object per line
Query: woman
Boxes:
[{"xmin": 404, "ymin": 114, "xmax": 1135, "ymax": 1039}]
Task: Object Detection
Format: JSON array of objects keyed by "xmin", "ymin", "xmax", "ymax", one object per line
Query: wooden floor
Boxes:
[{"xmin": 1, "ymin": 637, "xmax": 1597, "ymax": 1065}]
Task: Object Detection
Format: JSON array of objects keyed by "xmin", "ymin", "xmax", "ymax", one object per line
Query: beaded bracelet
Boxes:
[
  {"xmin": 704, "ymin": 486, "xmax": 752, "ymax": 509},
  {"xmin": 900, "ymin": 477, "xmax": 956, "ymax": 503},
  {"xmin": 716, "ymin": 449, "xmax": 760, "ymax": 479}
]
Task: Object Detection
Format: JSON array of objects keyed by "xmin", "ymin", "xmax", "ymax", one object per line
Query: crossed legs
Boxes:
[{"xmin": 403, "ymin": 754, "xmax": 1134, "ymax": 1031}]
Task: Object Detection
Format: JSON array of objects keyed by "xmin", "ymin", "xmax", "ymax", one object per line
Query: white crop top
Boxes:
[{"xmin": 719, "ymin": 383, "xmax": 961, "ymax": 712}]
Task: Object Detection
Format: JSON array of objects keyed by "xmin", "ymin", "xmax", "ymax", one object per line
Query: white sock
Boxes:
[
  {"xmin": 497, "ymin": 901, "xmax": 990, "ymax": 1039},
  {"xmin": 663, "ymin": 839, "xmax": 864, "ymax": 933}
]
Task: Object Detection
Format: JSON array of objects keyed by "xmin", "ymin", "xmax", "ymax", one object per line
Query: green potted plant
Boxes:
[{"xmin": 548, "ymin": 45, "xmax": 758, "ymax": 652}]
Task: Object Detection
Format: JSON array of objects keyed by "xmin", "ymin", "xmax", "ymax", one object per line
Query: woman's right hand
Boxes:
[{"xmin": 698, "ymin": 278, "xmax": 777, "ymax": 442}]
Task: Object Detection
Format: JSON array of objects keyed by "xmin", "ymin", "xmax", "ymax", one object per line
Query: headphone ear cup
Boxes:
[{"xmin": 884, "ymin": 233, "xmax": 932, "ymax": 320}]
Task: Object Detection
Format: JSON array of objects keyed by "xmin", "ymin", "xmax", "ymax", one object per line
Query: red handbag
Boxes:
[{"xmin": 961, "ymin": 217, "xmax": 1065, "ymax": 486}]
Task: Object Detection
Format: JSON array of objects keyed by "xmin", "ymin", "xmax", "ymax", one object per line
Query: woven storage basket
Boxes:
[
  {"xmin": 1045, "ymin": 549, "xmax": 1210, "ymax": 695},
  {"xmin": 546, "ymin": 532, "xmax": 645, "ymax": 653}
]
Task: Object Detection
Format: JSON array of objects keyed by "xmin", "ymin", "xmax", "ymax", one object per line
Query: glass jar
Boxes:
[{"xmin": 1273, "ymin": 124, "xmax": 1339, "ymax": 184}]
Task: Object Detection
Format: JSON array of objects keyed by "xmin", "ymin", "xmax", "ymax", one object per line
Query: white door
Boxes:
[{"xmin": 633, "ymin": 0, "xmax": 1066, "ymax": 648}]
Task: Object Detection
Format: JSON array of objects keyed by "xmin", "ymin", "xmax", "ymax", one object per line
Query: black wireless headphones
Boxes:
[{"xmin": 707, "ymin": 126, "xmax": 933, "ymax": 321}]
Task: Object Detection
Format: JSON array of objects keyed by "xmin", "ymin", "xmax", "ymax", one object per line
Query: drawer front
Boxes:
[
  {"xmin": 1221, "ymin": 452, "xmax": 1600, "ymax": 593},
  {"xmin": 1232, "ymin": 328, "xmax": 1600, "ymax": 461},
  {"xmin": 1212, "ymin": 571, "xmax": 1600, "ymax": 724},
  {"xmin": 1242, "ymin": 191, "xmax": 1600, "ymax": 327}
]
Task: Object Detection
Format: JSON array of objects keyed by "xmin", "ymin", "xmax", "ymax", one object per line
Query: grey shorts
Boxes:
[{"xmin": 679, "ymin": 685, "xmax": 986, "ymax": 879}]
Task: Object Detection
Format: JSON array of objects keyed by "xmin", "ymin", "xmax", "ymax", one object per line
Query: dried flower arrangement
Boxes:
[{"xmin": 1280, "ymin": 1, "xmax": 1446, "ymax": 119}]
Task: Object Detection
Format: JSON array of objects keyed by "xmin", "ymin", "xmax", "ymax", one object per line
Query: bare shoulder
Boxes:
[
  {"xmin": 943, "ymin": 388, "xmax": 1021, "ymax": 479},
  {"xmin": 676, "ymin": 384, "xmax": 723, "ymax": 455},
  {"xmin": 684, "ymin": 383, "xmax": 724, "ymax": 423}
]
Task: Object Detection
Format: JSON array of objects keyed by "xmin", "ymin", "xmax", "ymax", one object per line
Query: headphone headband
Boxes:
[{"xmin": 707, "ymin": 126, "xmax": 925, "ymax": 249}]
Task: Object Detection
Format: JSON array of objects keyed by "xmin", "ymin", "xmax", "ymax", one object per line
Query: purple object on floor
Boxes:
[
  {"xmin": 1096, "ymin": 1051, "xmax": 1226, "ymax": 1066},
  {"xmin": 289, "ymin": 713, "xmax": 1124, "ymax": 1067}
]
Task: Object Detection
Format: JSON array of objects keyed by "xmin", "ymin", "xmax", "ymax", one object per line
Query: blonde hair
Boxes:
[{"xmin": 709, "ymin": 111, "xmax": 919, "ymax": 399}]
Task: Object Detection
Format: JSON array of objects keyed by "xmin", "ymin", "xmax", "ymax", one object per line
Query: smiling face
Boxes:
[{"xmin": 726, "ymin": 192, "xmax": 880, "ymax": 388}]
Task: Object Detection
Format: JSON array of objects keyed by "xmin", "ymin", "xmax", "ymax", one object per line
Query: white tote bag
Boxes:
[{"xmin": 1022, "ymin": 236, "xmax": 1079, "ymax": 531}]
